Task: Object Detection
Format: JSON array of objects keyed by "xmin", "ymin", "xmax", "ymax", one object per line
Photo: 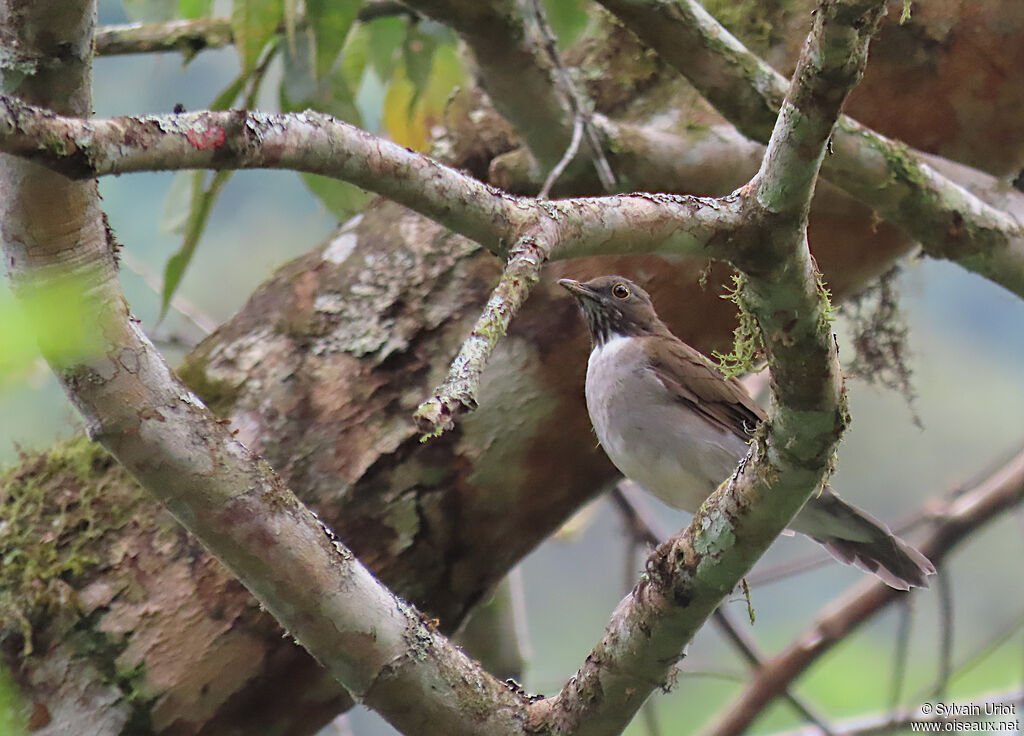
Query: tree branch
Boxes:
[
  {"xmin": 597, "ymin": 0, "xmax": 1024, "ymax": 299},
  {"xmin": 611, "ymin": 484, "xmax": 837, "ymax": 736},
  {"xmin": 94, "ymin": 18, "xmax": 234, "ymax": 56},
  {"xmin": 414, "ymin": 235, "xmax": 549, "ymax": 436},
  {"xmin": 765, "ymin": 688, "xmax": 1024, "ymax": 736},
  {"xmin": 2, "ymin": 3, "xmax": 533, "ymax": 735},
  {"xmin": 703, "ymin": 445, "xmax": 1024, "ymax": 736},
  {"xmin": 0, "ymin": 97, "xmax": 757, "ymax": 268}
]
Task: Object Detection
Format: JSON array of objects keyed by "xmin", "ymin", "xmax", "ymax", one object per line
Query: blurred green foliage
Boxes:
[
  {"xmin": 0, "ymin": 663, "xmax": 27, "ymax": 736},
  {"xmin": 0, "ymin": 279, "xmax": 105, "ymax": 390}
]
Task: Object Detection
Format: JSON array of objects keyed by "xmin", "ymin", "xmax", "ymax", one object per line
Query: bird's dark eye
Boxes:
[{"xmin": 612, "ymin": 283, "xmax": 630, "ymax": 300}]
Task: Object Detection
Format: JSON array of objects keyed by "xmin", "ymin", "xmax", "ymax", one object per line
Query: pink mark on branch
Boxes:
[{"xmin": 186, "ymin": 125, "xmax": 226, "ymax": 150}]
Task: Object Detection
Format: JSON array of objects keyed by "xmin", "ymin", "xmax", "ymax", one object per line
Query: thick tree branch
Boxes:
[
  {"xmin": 94, "ymin": 18, "xmax": 234, "ymax": 56},
  {"xmin": 0, "ymin": 98, "xmax": 752, "ymax": 263},
  {"xmin": 703, "ymin": 446, "xmax": 1024, "ymax": 736},
  {"xmin": 597, "ymin": 0, "xmax": 1024, "ymax": 299},
  {"xmin": 2, "ymin": 3, "xmax": 533, "ymax": 735}
]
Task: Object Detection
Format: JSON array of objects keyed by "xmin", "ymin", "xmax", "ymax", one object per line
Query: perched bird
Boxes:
[{"xmin": 560, "ymin": 275, "xmax": 935, "ymax": 590}]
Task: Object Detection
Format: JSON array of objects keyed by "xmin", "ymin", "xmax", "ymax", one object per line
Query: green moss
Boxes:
[
  {"xmin": 840, "ymin": 266, "xmax": 920, "ymax": 425},
  {"xmin": 700, "ymin": 0, "xmax": 781, "ymax": 54},
  {"xmin": 871, "ymin": 135, "xmax": 929, "ymax": 190},
  {"xmin": 0, "ymin": 661, "xmax": 28, "ymax": 736},
  {"xmin": 64, "ymin": 618, "xmax": 155, "ymax": 733},
  {"xmin": 42, "ymin": 132, "xmax": 72, "ymax": 158},
  {"xmin": 712, "ymin": 273, "xmax": 765, "ymax": 377},
  {"xmin": 175, "ymin": 355, "xmax": 243, "ymax": 415},
  {"xmin": 815, "ymin": 268, "xmax": 837, "ymax": 333},
  {"xmin": 0, "ymin": 436, "xmax": 141, "ymax": 654}
]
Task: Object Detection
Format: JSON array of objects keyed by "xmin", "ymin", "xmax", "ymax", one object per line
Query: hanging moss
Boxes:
[
  {"xmin": 712, "ymin": 272, "xmax": 765, "ymax": 377},
  {"xmin": 0, "ymin": 436, "xmax": 143, "ymax": 655}
]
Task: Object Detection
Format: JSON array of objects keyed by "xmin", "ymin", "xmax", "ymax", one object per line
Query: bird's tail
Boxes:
[{"xmin": 790, "ymin": 487, "xmax": 936, "ymax": 590}]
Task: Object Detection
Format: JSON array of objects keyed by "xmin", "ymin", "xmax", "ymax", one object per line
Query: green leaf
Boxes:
[
  {"xmin": 338, "ymin": 21, "xmax": 370, "ymax": 91},
  {"xmin": 279, "ymin": 31, "xmax": 361, "ymax": 123},
  {"xmin": 159, "ymin": 171, "xmax": 194, "ymax": 235},
  {"xmin": 300, "ymin": 173, "xmax": 370, "ymax": 219},
  {"xmin": 541, "ymin": 0, "xmax": 591, "ymax": 48},
  {"xmin": 305, "ymin": 0, "xmax": 359, "ymax": 79},
  {"xmin": 278, "ymin": 41, "xmax": 368, "ymax": 217},
  {"xmin": 211, "ymin": 68, "xmax": 252, "ymax": 111},
  {"xmin": 364, "ymin": 16, "xmax": 405, "ymax": 78},
  {"xmin": 231, "ymin": 0, "xmax": 284, "ymax": 71},
  {"xmin": 178, "ymin": 0, "xmax": 213, "ymax": 19},
  {"xmin": 122, "ymin": 0, "xmax": 178, "ymax": 22},
  {"xmin": 283, "ymin": 0, "xmax": 299, "ymax": 52},
  {"xmin": 160, "ymin": 170, "xmax": 232, "ymax": 320},
  {"xmin": 401, "ymin": 25, "xmax": 439, "ymax": 112},
  {"xmin": 0, "ymin": 277, "xmax": 105, "ymax": 385}
]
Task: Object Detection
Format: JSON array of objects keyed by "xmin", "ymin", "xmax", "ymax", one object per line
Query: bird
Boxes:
[{"xmin": 559, "ymin": 274, "xmax": 935, "ymax": 590}]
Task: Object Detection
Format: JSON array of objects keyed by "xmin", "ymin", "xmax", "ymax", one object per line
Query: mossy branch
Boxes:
[{"xmin": 414, "ymin": 236, "xmax": 549, "ymax": 438}]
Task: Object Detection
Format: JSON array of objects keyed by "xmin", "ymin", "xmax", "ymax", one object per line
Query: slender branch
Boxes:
[
  {"xmin": 357, "ymin": 0, "xmax": 419, "ymax": 22},
  {"xmin": 612, "ymin": 483, "xmax": 836, "ymax": 736},
  {"xmin": 917, "ymin": 610, "xmax": 1024, "ymax": 695},
  {"xmin": 94, "ymin": 18, "xmax": 234, "ymax": 56},
  {"xmin": 887, "ymin": 599, "xmax": 912, "ymax": 712},
  {"xmin": 597, "ymin": 0, "xmax": 1024, "ymax": 299},
  {"xmin": 702, "ymin": 445, "xmax": 1024, "ymax": 736},
  {"xmin": 526, "ymin": 0, "xmax": 616, "ymax": 192},
  {"xmin": 118, "ymin": 249, "xmax": 217, "ymax": 335},
  {"xmin": 93, "ymin": 4, "xmax": 418, "ymax": 58},
  {"xmin": 932, "ymin": 570, "xmax": 955, "ymax": 700},
  {"xmin": 765, "ymin": 688, "xmax": 1024, "ymax": 736},
  {"xmin": 538, "ymin": 115, "xmax": 584, "ymax": 199},
  {"xmin": 0, "ymin": 98, "xmax": 523, "ymax": 253},
  {"xmin": 414, "ymin": 235, "xmax": 549, "ymax": 437}
]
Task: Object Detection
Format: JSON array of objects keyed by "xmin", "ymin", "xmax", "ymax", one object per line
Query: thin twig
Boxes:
[
  {"xmin": 913, "ymin": 611, "xmax": 1024, "ymax": 704},
  {"xmin": 94, "ymin": 18, "xmax": 234, "ymax": 56},
  {"xmin": 414, "ymin": 235, "xmax": 549, "ymax": 437},
  {"xmin": 527, "ymin": 0, "xmax": 616, "ymax": 192},
  {"xmin": 118, "ymin": 249, "xmax": 217, "ymax": 335},
  {"xmin": 887, "ymin": 598, "xmax": 912, "ymax": 713},
  {"xmin": 357, "ymin": 0, "xmax": 419, "ymax": 22},
  {"xmin": 702, "ymin": 445, "xmax": 1024, "ymax": 736},
  {"xmin": 932, "ymin": 570, "xmax": 955, "ymax": 701},
  {"xmin": 538, "ymin": 116, "xmax": 584, "ymax": 199},
  {"xmin": 762, "ymin": 688, "xmax": 1024, "ymax": 736}
]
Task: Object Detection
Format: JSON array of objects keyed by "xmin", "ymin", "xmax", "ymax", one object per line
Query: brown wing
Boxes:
[{"xmin": 644, "ymin": 336, "xmax": 766, "ymax": 439}]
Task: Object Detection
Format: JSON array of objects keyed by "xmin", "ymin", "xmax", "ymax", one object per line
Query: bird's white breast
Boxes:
[{"xmin": 585, "ymin": 335, "xmax": 749, "ymax": 512}]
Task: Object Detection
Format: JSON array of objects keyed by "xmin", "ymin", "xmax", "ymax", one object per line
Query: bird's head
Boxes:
[{"xmin": 558, "ymin": 275, "xmax": 666, "ymax": 346}]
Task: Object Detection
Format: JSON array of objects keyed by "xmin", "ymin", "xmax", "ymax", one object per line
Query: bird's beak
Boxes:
[{"xmin": 558, "ymin": 278, "xmax": 596, "ymax": 300}]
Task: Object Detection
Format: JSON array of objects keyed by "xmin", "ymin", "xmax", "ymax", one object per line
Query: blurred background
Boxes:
[{"xmin": 1, "ymin": 1, "xmax": 1022, "ymax": 734}]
